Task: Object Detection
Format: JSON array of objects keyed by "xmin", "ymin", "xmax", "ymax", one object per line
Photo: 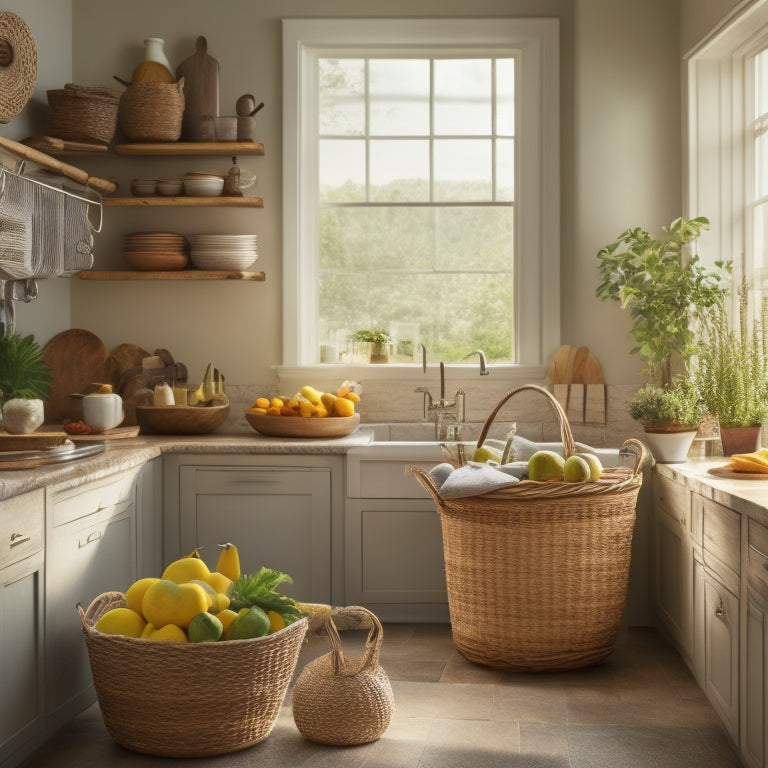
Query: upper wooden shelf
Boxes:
[
  {"xmin": 77, "ymin": 270, "xmax": 265, "ymax": 281},
  {"xmin": 113, "ymin": 142, "xmax": 265, "ymax": 156},
  {"xmin": 103, "ymin": 196, "xmax": 263, "ymax": 208}
]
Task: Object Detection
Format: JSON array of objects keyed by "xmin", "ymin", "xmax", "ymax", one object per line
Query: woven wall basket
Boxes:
[
  {"xmin": 409, "ymin": 384, "xmax": 648, "ymax": 672},
  {"xmin": 78, "ymin": 592, "xmax": 307, "ymax": 757},
  {"xmin": 292, "ymin": 606, "xmax": 394, "ymax": 745}
]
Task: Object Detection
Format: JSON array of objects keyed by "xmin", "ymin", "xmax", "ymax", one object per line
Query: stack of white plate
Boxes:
[
  {"xmin": 189, "ymin": 234, "xmax": 259, "ymax": 271},
  {"xmin": 124, "ymin": 232, "xmax": 189, "ymax": 271}
]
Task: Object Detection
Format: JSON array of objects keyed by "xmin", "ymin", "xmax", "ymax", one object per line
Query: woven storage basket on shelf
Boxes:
[
  {"xmin": 47, "ymin": 84, "xmax": 121, "ymax": 145},
  {"xmin": 78, "ymin": 591, "xmax": 307, "ymax": 757},
  {"xmin": 409, "ymin": 384, "xmax": 647, "ymax": 672},
  {"xmin": 292, "ymin": 606, "xmax": 394, "ymax": 745},
  {"xmin": 118, "ymin": 78, "xmax": 184, "ymax": 142}
]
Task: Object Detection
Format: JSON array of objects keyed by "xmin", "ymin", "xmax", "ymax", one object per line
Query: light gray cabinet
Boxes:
[
  {"xmin": 345, "ymin": 447, "xmax": 448, "ymax": 622},
  {"xmin": 0, "ymin": 490, "xmax": 45, "ymax": 768},
  {"xmin": 165, "ymin": 454, "xmax": 344, "ymax": 605},
  {"xmin": 45, "ymin": 469, "xmax": 140, "ymax": 731}
]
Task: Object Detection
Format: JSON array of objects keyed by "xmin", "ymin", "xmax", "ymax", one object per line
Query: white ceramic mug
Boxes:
[{"xmin": 82, "ymin": 393, "xmax": 124, "ymax": 431}]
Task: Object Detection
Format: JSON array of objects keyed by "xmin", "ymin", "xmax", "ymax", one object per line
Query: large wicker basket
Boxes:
[
  {"xmin": 47, "ymin": 84, "xmax": 121, "ymax": 145},
  {"xmin": 118, "ymin": 78, "xmax": 184, "ymax": 142},
  {"xmin": 409, "ymin": 384, "xmax": 647, "ymax": 672},
  {"xmin": 78, "ymin": 592, "xmax": 307, "ymax": 757}
]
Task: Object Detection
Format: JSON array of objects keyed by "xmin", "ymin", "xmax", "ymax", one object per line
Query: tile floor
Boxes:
[{"xmin": 20, "ymin": 624, "xmax": 744, "ymax": 768}]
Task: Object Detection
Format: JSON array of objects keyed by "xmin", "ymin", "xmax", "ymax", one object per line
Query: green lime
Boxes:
[
  {"xmin": 229, "ymin": 606, "xmax": 270, "ymax": 640},
  {"xmin": 188, "ymin": 611, "xmax": 223, "ymax": 642}
]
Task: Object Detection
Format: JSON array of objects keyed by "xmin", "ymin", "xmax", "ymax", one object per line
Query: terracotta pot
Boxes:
[{"xmin": 719, "ymin": 425, "xmax": 762, "ymax": 456}]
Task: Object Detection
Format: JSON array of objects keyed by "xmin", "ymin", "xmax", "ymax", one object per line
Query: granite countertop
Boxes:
[
  {"xmin": 0, "ymin": 429, "xmax": 375, "ymax": 502},
  {"xmin": 655, "ymin": 458, "xmax": 768, "ymax": 527}
]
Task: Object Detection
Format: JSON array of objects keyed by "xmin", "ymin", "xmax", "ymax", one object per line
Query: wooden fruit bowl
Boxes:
[
  {"xmin": 245, "ymin": 411, "xmax": 360, "ymax": 438},
  {"xmin": 136, "ymin": 403, "xmax": 229, "ymax": 434}
]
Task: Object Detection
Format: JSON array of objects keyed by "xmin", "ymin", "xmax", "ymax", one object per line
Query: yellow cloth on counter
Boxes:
[{"xmin": 727, "ymin": 449, "xmax": 768, "ymax": 473}]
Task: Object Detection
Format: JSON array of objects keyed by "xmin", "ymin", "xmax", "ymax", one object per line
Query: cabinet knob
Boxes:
[{"xmin": 714, "ymin": 599, "xmax": 726, "ymax": 618}]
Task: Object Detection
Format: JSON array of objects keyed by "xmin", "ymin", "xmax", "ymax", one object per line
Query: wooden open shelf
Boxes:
[
  {"xmin": 77, "ymin": 270, "xmax": 265, "ymax": 281},
  {"xmin": 103, "ymin": 196, "xmax": 263, "ymax": 208},
  {"xmin": 113, "ymin": 142, "xmax": 265, "ymax": 156}
]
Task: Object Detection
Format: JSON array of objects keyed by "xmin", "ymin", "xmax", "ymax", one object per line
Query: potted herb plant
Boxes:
[
  {"xmin": 596, "ymin": 216, "xmax": 729, "ymax": 461},
  {"xmin": 0, "ymin": 333, "xmax": 52, "ymax": 434},
  {"xmin": 695, "ymin": 284, "xmax": 768, "ymax": 455},
  {"xmin": 348, "ymin": 329, "xmax": 392, "ymax": 364}
]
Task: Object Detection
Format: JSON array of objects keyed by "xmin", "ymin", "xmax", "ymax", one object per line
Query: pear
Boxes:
[
  {"xmin": 574, "ymin": 452, "xmax": 603, "ymax": 481},
  {"xmin": 563, "ymin": 455, "xmax": 591, "ymax": 483},
  {"xmin": 527, "ymin": 450, "xmax": 565, "ymax": 481},
  {"xmin": 472, "ymin": 444, "xmax": 502, "ymax": 464}
]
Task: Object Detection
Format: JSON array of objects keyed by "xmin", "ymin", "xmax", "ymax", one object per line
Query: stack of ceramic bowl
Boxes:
[
  {"xmin": 156, "ymin": 179, "xmax": 184, "ymax": 196},
  {"xmin": 131, "ymin": 178, "xmax": 157, "ymax": 196},
  {"xmin": 124, "ymin": 232, "xmax": 190, "ymax": 271},
  {"xmin": 188, "ymin": 234, "xmax": 258, "ymax": 271},
  {"xmin": 183, "ymin": 172, "xmax": 224, "ymax": 197}
]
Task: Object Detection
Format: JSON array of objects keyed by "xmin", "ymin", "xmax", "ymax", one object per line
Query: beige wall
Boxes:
[{"xmin": 0, "ymin": 0, "xmax": 746, "ymax": 440}]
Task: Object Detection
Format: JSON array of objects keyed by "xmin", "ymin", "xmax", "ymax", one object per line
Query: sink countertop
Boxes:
[
  {"xmin": 0, "ymin": 429, "xmax": 375, "ymax": 502},
  {"xmin": 655, "ymin": 458, "xmax": 768, "ymax": 527}
]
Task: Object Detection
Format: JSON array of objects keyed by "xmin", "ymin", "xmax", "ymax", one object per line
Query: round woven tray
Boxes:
[
  {"xmin": 79, "ymin": 592, "xmax": 307, "ymax": 757},
  {"xmin": 410, "ymin": 384, "xmax": 647, "ymax": 671},
  {"xmin": 0, "ymin": 11, "xmax": 37, "ymax": 122}
]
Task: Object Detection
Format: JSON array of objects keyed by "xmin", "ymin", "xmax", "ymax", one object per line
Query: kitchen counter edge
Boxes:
[{"xmin": 0, "ymin": 429, "xmax": 375, "ymax": 501}]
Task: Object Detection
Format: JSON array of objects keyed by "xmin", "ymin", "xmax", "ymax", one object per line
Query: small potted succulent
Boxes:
[
  {"xmin": 348, "ymin": 328, "xmax": 392, "ymax": 364},
  {"xmin": 0, "ymin": 333, "xmax": 52, "ymax": 434}
]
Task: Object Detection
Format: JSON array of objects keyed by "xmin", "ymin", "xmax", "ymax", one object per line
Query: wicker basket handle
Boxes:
[
  {"xmin": 476, "ymin": 384, "xmax": 575, "ymax": 457},
  {"xmin": 326, "ymin": 606, "xmax": 384, "ymax": 677},
  {"xmin": 619, "ymin": 437, "xmax": 648, "ymax": 478}
]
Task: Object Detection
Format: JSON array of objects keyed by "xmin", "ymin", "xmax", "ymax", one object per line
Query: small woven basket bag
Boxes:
[{"xmin": 292, "ymin": 606, "xmax": 394, "ymax": 745}]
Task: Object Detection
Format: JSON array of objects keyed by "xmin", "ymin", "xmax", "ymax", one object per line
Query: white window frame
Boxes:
[
  {"xmin": 282, "ymin": 18, "xmax": 559, "ymax": 370},
  {"xmin": 686, "ymin": 0, "xmax": 768, "ymax": 314}
]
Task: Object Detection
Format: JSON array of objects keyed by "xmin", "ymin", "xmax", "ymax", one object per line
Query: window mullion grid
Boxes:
[
  {"xmin": 365, "ymin": 59, "xmax": 371, "ymax": 204},
  {"xmin": 492, "ymin": 57, "xmax": 497, "ymax": 203}
]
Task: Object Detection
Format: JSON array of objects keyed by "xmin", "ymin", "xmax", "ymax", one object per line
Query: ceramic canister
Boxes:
[{"xmin": 82, "ymin": 392, "xmax": 124, "ymax": 431}]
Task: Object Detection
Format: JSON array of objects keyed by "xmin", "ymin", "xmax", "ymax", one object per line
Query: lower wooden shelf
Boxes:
[{"xmin": 77, "ymin": 270, "xmax": 265, "ymax": 281}]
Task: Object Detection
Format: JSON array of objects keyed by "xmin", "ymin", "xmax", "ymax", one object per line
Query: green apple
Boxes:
[
  {"xmin": 574, "ymin": 452, "xmax": 603, "ymax": 481},
  {"xmin": 563, "ymin": 455, "xmax": 591, "ymax": 483},
  {"xmin": 527, "ymin": 450, "xmax": 565, "ymax": 481}
]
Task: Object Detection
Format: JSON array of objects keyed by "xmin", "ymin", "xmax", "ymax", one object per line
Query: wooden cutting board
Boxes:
[
  {"xmin": 176, "ymin": 35, "xmax": 220, "ymax": 140},
  {"xmin": 42, "ymin": 329, "xmax": 115, "ymax": 424},
  {"xmin": 109, "ymin": 342, "xmax": 151, "ymax": 426},
  {"xmin": 583, "ymin": 354, "xmax": 606, "ymax": 424}
]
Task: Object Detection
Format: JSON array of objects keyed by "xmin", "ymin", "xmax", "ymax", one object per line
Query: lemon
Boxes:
[
  {"xmin": 206, "ymin": 570, "xmax": 234, "ymax": 595},
  {"xmin": 162, "ymin": 556, "xmax": 211, "ymax": 584},
  {"xmin": 563, "ymin": 455, "xmax": 591, "ymax": 483},
  {"xmin": 527, "ymin": 450, "xmax": 565, "ymax": 481},
  {"xmin": 94, "ymin": 607, "xmax": 146, "ymax": 638},
  {"xmin": 142, "ymin": 579, "xmax": 210, "ymax": 629},
  {"xmin": 267, "ymin": 610, "xmax": 286, "ymax": 633},
  {"xmin": 188, "ymin": 611, "xmax": 224, "ymax": 642},
  {"xmin": 148, "ymin": 624, "xmax": 188, "ymax": 643},
  {"xmin": 216, "ymin": 608, "xmax": 239, "ymax": 639},
  {"xmin": 229, "ymin": 606, "xmax": 270, "ymax": 640},
  {"xmin": 125, "ymin": 576, "xmax": 160, "ymax": 615}
]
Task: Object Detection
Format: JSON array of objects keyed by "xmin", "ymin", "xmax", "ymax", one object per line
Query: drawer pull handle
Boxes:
[
  {"xmin": 715, "ymin": 600, "xmax": 726, "ymax": 618},
  {"xmin": 9, "ymin": 532, "xmax": 30, "ymax": 548},
  {"xmin": 79, "ymin": 530, "xmax": 102, "ymax": 548}
]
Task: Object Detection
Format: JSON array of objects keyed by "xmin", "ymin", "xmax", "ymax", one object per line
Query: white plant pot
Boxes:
[
  {"xmin": 643, "ymin": 428, "xmax": 697, "ymax": 464},
  {"xmin": 1, "ymin": 398, "xmax": 45, "ymax": 434}
]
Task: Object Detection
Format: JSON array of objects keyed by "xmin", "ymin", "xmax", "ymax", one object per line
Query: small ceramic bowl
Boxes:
[
  {"xmin": 183, "ymin": 177, "xmax": 224, "ymax": 197},
  {"xmin": 131, "ymin": 178, "xmax": 157, "ymax": 196},
  {"xmin": 156, "ymin": 179, "xmax": 183, "ymax": 196}
]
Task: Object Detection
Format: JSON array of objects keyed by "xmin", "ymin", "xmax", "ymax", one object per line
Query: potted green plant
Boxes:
[
  {"xmin": 348, "ymin": 329, "xmax": 392, "ymax": 364},
  {"xmin": 596, "ymin": 216, "xmax": 730, "ymax": 389},
  {"xmin": 596, "ymin": 216, "xmax": 729, "ymax": 462},
  {"xmin": 695, "ymin": 284, "xmax": 768, "ymax": 455},
  {"xmin": 0, "ymin": 333, "xmax": 52, "ymax": 434}
]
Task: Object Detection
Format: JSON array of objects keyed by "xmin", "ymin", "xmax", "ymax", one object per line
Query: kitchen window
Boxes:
[
  {"xmin": 687, "ymin": 0, "xmax": 768, "ymax": 323},
  {"xmin": 282, "ymin": 19, "xmax": 559, "ymax": 368}
]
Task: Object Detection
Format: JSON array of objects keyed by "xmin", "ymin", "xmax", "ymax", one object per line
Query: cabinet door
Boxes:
[
  {"xmin": 744, "ymin": 588, "xmax": 767, "ymax": 768},
  {"xmin": 654, "ymin": 503, "xmax": 694, "ymax": 665},
  {"xmin": 345, "ymin": 498, "xmax": 448, "ymax": 622},
  {"xmin": 0, "ymin": 552, "xmax": 44, "ymax": 767},
  {"xmin": 702, "ymin": 573, "xmax": 739, "ymax": 740},
  {"xmin": 46, "ymin": 504, "xmax": 135, "ymax": 726},
  {"xmin": 179, "ymin": 466, "xmax": 331, "ymax": 603}
]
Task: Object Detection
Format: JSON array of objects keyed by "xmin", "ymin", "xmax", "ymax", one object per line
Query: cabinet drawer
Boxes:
[
  {"xmin": 653, "ymin": 473, "xmax": 690, "ymax": 525},
  {"xmin": 51, "ymin": 470, "xmax": 137, "ymax": 527},
  {"xmin": 748, "ymin": 519, "xmax": 768, "ymax": 601},
  {"xmin": 0, "ymin": 489, "xmax": 44, "ymax": 570},
  {"xmin": 696, "ymin": 495, "xmax": 740, "ymax": 588}
]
